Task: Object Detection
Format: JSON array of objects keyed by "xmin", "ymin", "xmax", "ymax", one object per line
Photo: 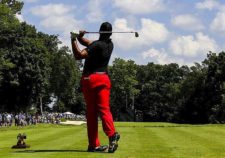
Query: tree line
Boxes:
[
  {"xmin": 1, "ymin": 0, "xmax": 225, "ymax": 124},
  {"xmin": 109, "ymin": 54, "xmax": 225, "ymax": 124}
]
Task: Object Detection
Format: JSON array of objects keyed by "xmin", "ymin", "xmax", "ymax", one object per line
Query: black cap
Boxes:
[{"xmin": 99, "ymin": 22, "xmax": 112, "ymax": 41}]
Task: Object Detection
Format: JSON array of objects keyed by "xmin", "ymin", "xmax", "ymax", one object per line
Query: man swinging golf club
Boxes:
[{"xmin": 71, "ymin": 22, "xmax": 120, "ymax": 153}]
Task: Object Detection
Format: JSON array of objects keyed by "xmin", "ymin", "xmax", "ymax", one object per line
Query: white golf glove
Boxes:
[{"xmin": 70, "ymin": 31, "xmax": 79, "ymax": 40}]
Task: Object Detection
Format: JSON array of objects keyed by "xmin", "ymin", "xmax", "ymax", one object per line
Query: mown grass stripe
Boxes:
[
  {"xmin": 2, "ymin": 123, "xmax": 225, "ymax": 158},
  {"xmin": 139, "ymin": 127, "xmax": 176, "ymax": 158},
  {"xmin": 152, "ymin": 126, "xmax": 225, "ymax": 158},
  {"xmin": 176, "ymin": 126, "xmax": 225, "ymax": 157}
]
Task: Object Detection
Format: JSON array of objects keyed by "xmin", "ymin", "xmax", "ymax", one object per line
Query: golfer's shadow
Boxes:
[
  {"xmin": 14, "ymin": 149, "xmax": 108, "ymax": 154},
  {"xmin": 14, "ymin": 149, "xmax": 87, "ymax": 153}
]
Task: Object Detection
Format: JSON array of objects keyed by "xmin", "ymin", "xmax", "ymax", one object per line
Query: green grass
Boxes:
[{"xmin": 1, "ymin": 122, "xmax": 225, "ymax": 158}]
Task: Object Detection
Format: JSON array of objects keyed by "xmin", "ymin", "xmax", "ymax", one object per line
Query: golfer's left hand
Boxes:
[{"xmin": 70, "ymin": 31, "xmax": 79, "ymax": 40}]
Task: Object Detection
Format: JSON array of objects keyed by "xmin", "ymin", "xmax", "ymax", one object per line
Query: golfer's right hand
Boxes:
[{"xmin": 78, "ymin": 30, "xmax": 86, "ymax": 37}]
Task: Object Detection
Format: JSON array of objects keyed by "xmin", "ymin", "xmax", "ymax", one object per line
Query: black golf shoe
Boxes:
[
  {"xmin": 87, "ymin": 145, "xmax": 108, "ymax": 152},
  {"xmin": 108, "ymin": 132, "xmax": 120, "ymax": 153}
]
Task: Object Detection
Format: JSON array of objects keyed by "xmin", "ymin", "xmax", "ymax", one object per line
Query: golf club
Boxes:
[{"xmin": 85, "ymin": 31, "xmax": 139, "ymax": 38}]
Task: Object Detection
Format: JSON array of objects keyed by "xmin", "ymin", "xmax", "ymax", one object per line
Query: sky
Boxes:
[{"xmin": 16, "ymin": 0, "xmax": 225, "ymax": 66}]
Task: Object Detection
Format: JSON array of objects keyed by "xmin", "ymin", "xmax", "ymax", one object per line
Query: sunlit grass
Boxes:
[{"xmin": 1, "ymin": 123, "xmax": 225, "ymax": 158}]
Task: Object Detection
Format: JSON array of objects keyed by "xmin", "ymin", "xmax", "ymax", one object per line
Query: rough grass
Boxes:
[{"xmin": 1, "ymin": 122, "xmax": 225, "ymax": 158}]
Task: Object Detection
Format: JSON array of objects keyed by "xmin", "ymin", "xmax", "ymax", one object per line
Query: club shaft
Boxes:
[{"xmin": 86, "ymin": 31, "xmax": 136, "ymax": 34}]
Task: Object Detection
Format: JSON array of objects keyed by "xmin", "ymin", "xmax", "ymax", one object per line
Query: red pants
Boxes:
[{"xmin": 81, "ymin": 73, "xmax": 115, "ymax": 148}]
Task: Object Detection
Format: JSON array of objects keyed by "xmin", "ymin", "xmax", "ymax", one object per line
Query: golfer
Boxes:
[{"xmin": 71, "ymin": 22, "xmax": 120, "ymax": 153}]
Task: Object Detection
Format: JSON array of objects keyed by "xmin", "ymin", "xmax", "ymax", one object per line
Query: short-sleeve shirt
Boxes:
[{"xmin": 83, "ymin": 39, "xmax": 113, "ymax": 74}]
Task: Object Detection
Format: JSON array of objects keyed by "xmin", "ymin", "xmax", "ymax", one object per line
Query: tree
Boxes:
[
  {"xmin": 48, "ymin": 46, "xmax": 84, "ymax": 113},
  {"xmin": 109, "ymin": 58, "xmax": 140, "ymax": 120},
  {"xmin": 136, "ymin": 63, "xmax": 184, "ymax": 122},
  {"xmin": 177, "ymin": 63, "xmax": 208, "ymax": 123},
  {"xmin": 0, "ymin": 1, "xmax": 21, "ymax": 86},
  {"xmin": 203, "ymin": 52, "xmax": 225, "ymax": 123},
  {"xmin": 0, "ymin": 1, "xmax": 83, "ymax": 113},
  {"xmin": 0, "ymin": 21, "xmax": 52, "ymax": 112},
  {"xmin": 0, "ymin": 0, "xmax": 23, "ymax": 14}
]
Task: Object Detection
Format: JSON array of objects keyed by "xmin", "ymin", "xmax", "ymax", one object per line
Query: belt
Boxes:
[
  {"xmin": 82, "ymin": 72, "xmax": 107, "ymax": 80},
  {"xmin": 83, "ymin": 72, "xmax": 107, "ymax": 75},
  {"xmin": 93, "ymin": 72, "xmax": 107, "ymax": 74}
]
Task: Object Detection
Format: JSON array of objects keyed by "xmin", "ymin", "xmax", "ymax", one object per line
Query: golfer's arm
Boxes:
[
  {"xmin": 71, "ymin": 39, "xmax": 88, "ymax": 60},
  {"xmin": 77, "ymin": 36, "xmax": 92, "ymax": 47}
]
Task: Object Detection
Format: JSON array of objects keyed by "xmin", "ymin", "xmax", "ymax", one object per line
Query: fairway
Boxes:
[{"xmin": 1, "ymin": 123, "xmax": 225, "ymax": 158}]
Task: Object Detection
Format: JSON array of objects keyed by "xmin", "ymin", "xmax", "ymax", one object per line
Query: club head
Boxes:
[{"xmin": 135, "ymin": 32, "xmax": 139, "ymax": 38}]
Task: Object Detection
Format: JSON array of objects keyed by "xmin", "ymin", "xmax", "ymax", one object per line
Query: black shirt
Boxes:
[{"xmin": 83, "ymin": 39, "xmax": 113, "ymax": 74}]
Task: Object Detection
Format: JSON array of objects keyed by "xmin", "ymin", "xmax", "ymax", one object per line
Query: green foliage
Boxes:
[
  {"xmin": 203, "ymin": 52, "xmax": 225, "ymax": 123},
  {"xmin": 177, "ymin": 63, "xmax": 208, "ymax": 123},
  {"xmin": 49, "ymin": 46, "xmax": 84, "ymax": 114},
  {"xmin": 0, "ymin": 0, "xmax": 23, "ymax": 14},
  {"xmin": 135, "ymin": 63, "xmax": 183, "ymax": 122},
  {"xmin": 107, "ymin": 52, "xmax": 225, "ymax": 123},
  {"xmin": 0, "ymin": 22, "xmax": 51, "ymax": 111},
  {"xmin": 0, "ymin": 2, "xmax": 82, "ymax": 113},
  {"xmin": 52, "ymin": 100, "xmax": 65, "ymax": 113},
  {"xmin": 109, "ymin": 58, "xmax": 140, "ymax": 120}
]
